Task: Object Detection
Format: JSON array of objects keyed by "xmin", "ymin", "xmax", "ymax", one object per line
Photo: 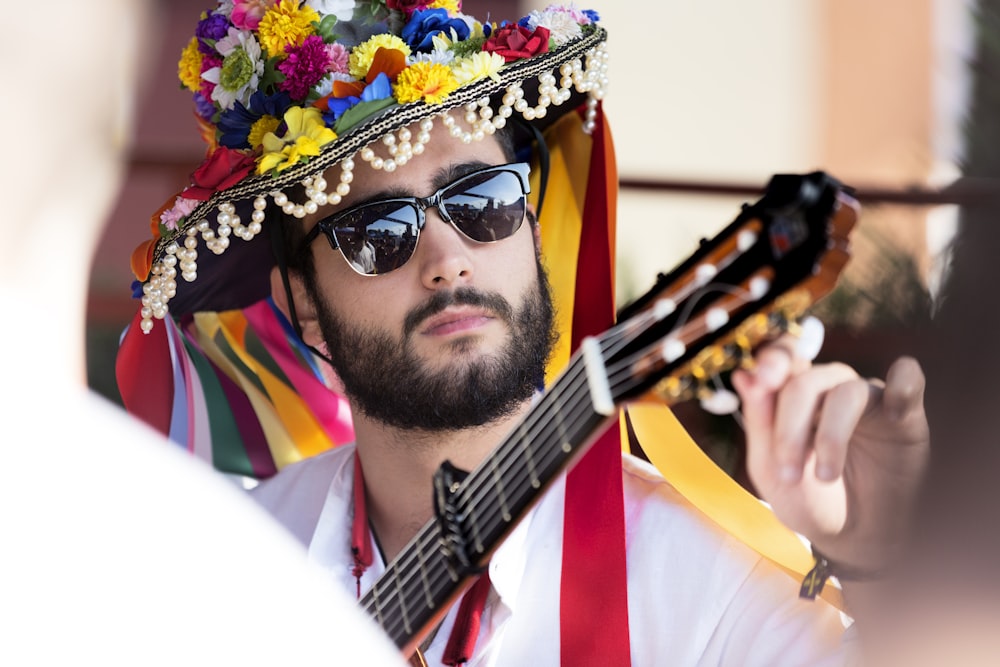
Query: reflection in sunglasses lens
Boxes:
[{"xmin": 328, "ymin": 165, "xmax": 528, "ymax": 276}]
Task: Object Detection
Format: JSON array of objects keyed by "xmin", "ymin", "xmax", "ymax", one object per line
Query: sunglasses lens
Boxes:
[
  {"xmin": 444, "ymin": 169, "xmax": 526, "ymax": 242},
  {"xmin": 332, "ymin": 201, "xmax": 420, "ymax": 275}
]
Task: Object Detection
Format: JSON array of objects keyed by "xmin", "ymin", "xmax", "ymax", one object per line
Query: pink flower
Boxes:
[
  {"xmin": 159, "ymin": 196, "xmax": 199, "ymax": 231},
  {"xmin": 199, "ymin": 54, "xmax": 223, "ymax": 99},
  {"xmin": 325, "ymin": 42, "xmax": 350, "ymax": 74},
  {"xmin": 278, "ymin": 35, "xmax": 332, "ymax": 100},
  {"xmin": 231, "ymin": 0, "xmax": 272, "ymax": 30}
]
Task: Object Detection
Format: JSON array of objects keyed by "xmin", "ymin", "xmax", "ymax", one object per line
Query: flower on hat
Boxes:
[
  {"xmin": 184, "ymin": 146, "xmax": 258, "ymax": 200},
  {"xmin": 217, "ymin": 90, "xmax": 293, "ymax": 148},
  {"xmin": 521, "ymin": 6, "xmax": 583, "ymax": 46},
  {"xmin": 401, "ymin": 8, "xmax": 471, "ymax": 52},
  {"xmin": 179, "ymin": 38, "xmax": 205, "ymax": 93},
  {"xmin": 258, "ymin": 106, "xmax": 337, "ymax": 174},
  {"xmin": 201, "ymin": 27, "xmax": 265, "ymax": 110},
  {"xmin": 160, "ymin": 196, "xmax": 200, "ymax": 231},
  {"xmin": 451, "ymin": 51, "xmax": 504, "ymax": 85},
  {"xmin": 349, "ymin": 34, "xmax": 411, "ymax": 79},
  {"xmin": 231, "ymin": 0, "xmax": 271, "ymax": 30},
  {"xmin": 196, "ymin": 10, "xmax": 230, "ymax": 55},
  {"xmin": 257, "ymin": 0, "xmax": 320, "ymax": 57},
  {"xmin": 394, "ymin": 61, "xmax": 458, "ymax": 104},
  {"xmin": 278, "ymin": 34, "xmax": 333, "ymax": 99},
  {"xmin": 482, "ymin": 23, "xmax": 550, "ymax": 62}
]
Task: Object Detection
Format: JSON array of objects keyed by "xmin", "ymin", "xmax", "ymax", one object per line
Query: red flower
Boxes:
[
  {"xmin": 386, "ymin": 0, "xmax": 431, "ymax": 18},
  {"xmin": 483, "ymin": 24, "xmax": 550, "ymax": 62},
  {"xmin": 182, "ymin": 146, "xmax": 256, "ymax": 201}
]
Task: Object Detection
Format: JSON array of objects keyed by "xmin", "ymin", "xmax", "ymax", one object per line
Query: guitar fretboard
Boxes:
[{"xmin": 359, "ymin": 352, "xmax": 611, "ymax": 649}]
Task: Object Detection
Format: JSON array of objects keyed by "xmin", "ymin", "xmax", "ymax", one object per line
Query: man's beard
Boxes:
[{"xmin": 308, "ymin": 268, "xmax": 557, "ymax": 432}]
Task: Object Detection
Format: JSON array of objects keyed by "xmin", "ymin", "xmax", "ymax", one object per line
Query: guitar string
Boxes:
[
  {"xmin": 362, "ymin": 253, "xmax": 765, "ymax": 638},
  {"xmin": 364, "ymin": 281, "xmax": 763, "ymax": 640},
  {"xmin": 362, "ymin": 212, "xmax": 843, "ymax": 640}
]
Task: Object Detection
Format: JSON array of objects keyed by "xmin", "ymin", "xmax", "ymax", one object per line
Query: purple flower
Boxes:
[
  {"xmin": 278, "ymin": 35, "xmax": 332, "ymax": 100},
  {"xmin": 193, "ymin": 92, "xmax": 216, "ymax": 122},
  {"xmin": 401, "ymin": 8, "xmax": 470, "ymax": 52},
  {"xmin": 218, "ymin": 91, "xmax": 293, "ymax": 148},
  {"xmin": 196, "ymin": 11, "xmax": 231, "ymax": 56}
]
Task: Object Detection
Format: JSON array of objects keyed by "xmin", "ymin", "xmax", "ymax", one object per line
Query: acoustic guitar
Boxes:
[{"xmin": 360, "ymin": 171, "xmax": 859, "ymax": 657}]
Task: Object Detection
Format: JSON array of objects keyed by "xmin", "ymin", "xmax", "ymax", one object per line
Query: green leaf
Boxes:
[
  {"xmin": 313, "ymin": 14, "xmax": 340, "ymax": 43},
  {"xmin": 334, "ymin": 97, "xmax": 398, "ymax": 134},
  {"xmin": 259, "ymin": 56, "xmax": 285, "ymax": 93}
]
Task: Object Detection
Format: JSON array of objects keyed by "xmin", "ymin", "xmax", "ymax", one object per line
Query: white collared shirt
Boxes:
[{"xmin": 253, "ymin": 445, "xmax": 849, "ymax": 666}]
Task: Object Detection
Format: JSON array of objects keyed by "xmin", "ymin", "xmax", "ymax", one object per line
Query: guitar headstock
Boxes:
[{"xmin": 609, "ymin": 171, "xmax": 858, "ymax": 407}]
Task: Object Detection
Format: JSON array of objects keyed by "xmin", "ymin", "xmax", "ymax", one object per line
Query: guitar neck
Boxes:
[{"xmin": 359, "ymin": 353, "xmax": 610, "ymax": 650}]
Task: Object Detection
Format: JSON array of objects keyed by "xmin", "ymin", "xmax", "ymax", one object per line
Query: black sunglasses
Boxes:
[{"xmin": 300, "ymin": 162, "xmax": 532, "ymax": 276}]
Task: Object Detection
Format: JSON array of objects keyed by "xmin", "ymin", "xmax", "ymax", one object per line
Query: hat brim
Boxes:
[{"xmin": 155, "ymin": 27, "xmax": 607, "ymax": 320}]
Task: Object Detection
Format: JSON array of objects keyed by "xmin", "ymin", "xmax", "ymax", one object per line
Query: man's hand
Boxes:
[{"xmin": 731, "ymin": 342, "xmax": 930, "ymax": 574}]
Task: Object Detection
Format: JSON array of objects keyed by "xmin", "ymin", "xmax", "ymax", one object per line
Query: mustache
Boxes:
[{"xmin": 403, "ymin": 287, "xmax": 515, "ymax": 338}]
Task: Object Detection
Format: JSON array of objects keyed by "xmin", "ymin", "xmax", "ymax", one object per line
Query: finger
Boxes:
[
  {"xmin": 882, "ymin": 356, "xmax": 926, "ymax": 422},
  {"xmin": 750, "ymin": 362, "xmax": 859, "ymax": 484},
  {"xmin": 811, "ymin": 377, "xmax": 874, "ymax": 481},
  {"xmin": 749, "ymin": 336, "xmax": 809, "ymax": 389}
]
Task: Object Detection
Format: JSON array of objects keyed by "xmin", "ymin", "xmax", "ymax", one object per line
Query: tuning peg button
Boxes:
[{"xmin": 699, "ymin": 388, "xmax": 741, "ymax": 415}]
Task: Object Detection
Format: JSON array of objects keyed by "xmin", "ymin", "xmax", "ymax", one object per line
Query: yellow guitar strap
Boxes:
[{"xmin": 626, "ymin": 404, "xmax": 845, "ymax": 610}]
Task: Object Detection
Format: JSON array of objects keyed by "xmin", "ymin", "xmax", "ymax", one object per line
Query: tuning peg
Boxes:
[
  {"xmin": 794, "ymin": 315, "xmax": 825, "ymax": 361},
  {"xmin": 699, "ymin": 387, "xmax": 741, "ymax": 415}
]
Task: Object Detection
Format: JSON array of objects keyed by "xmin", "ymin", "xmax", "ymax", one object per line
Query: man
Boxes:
[{"xmin": 117, "ymin": 2, "xmax": 928, "ymax": 664}]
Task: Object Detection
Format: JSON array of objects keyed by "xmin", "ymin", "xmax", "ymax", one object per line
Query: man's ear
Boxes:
[{"xmin": 269, "ymin": 265, "xmax": 324, "ymax": 348}]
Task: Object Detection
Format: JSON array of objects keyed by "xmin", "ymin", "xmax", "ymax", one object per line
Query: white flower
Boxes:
[
  {"xmin": 526, "ymin": 8, "xmax": 583, "ymax": 45},
  {"xmin": 413, "ymin": 46, "xmax": 456, "ymax": 67},
  {"xmin": 306, "ymin": 0, "xmax": 355, "ymax": 21},
  {"xmin": 202, "ymin": 27, "xmax": 264, "ymax": 111}
]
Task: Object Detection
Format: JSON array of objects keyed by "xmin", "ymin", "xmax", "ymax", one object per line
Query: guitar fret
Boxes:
[
  {"xmin": 393, "ymin": 560, "xmax": 412, "ymax": 636},
  {"xmin": 519, "ymin": 422, "xmax": 541, "ymax": 489},
  {"xmin": 490, "ymin": 455, "xmax": 512, "ymax": 522},
  {"xmin": 468, "ymin": 503, "xmax": 486, "ymax": 555},
  {"xmin": 416, "ymin": 533, "xmax": 436, "ymax": 609},
  {"xmin": 371, "ymin": 581, "xmax": 385, "ymax": 629}
]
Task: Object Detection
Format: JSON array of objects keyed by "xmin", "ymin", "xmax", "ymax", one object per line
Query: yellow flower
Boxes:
[
  {"xmin": 451, "ymin": 51, "xmax": 505, "ymax": 85},
  {"xmin": 248, "ymin": 115, "xmax": 281, "ymax": 149},
  {"xmin": 178, "ymin": 37, "xmax": 204, "ymax": 93},
  {"xmin": 257, "ymin": 0, "xmax": 320, "ymax": 57},
  {"xmin": 257, "ymin": 107, "xmax": 337, "ymax": 174},
  {"xmin": 428, "ymin": 0, "xmax": 460, "ymax": 15},
  {"xmin": 349, "ymin": 34, "xmax": 411, "ymax": 79},
  {"xmin": 394, "ymin": 62, "xmax": 459, "ymax": 105}
]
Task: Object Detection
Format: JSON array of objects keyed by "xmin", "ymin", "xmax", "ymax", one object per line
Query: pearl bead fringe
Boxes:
[{"xmin": 140, "ymin": 42, "xmax": 610, "ymax": 334}]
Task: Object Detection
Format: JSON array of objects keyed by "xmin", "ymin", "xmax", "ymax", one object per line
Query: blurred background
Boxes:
[{"xmin": 87, "ymin": 0, "xmax": 984, "ymax": 475}]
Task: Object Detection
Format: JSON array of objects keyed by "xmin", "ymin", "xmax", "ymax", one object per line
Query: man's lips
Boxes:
[{"xmin": 420, "ymin": 307, "xmax": 495, "ymax": 336}]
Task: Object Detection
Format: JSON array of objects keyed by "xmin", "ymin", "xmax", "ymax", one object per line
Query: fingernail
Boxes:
[
  {"xmin": 779, "ymin": 465, "xmax": 801, "ymax": 483},
  {"xmin": 815, "ymin": 463, "xmax": 838, "ymax": 482}
]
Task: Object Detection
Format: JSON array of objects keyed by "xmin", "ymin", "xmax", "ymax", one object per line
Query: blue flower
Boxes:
[
  {"xmin": 583, "ymin": 9, "xmax": 600, "ymax": 22},
  {"xmin": 323, "ymin": 73, "xmax": 394, "ymax": 129},
  {"xmin": 217, "ymin": 91, "xmax": 293, "ymax": 148},
  {"xmin": 401, "ymin": 8, "xmax": 470, "ymax": 52}
]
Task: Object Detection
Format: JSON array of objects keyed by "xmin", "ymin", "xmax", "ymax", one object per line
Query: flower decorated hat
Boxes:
[{"xmin": 127, "ymin": 0, "xmax": 609, "ymax": 332}]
